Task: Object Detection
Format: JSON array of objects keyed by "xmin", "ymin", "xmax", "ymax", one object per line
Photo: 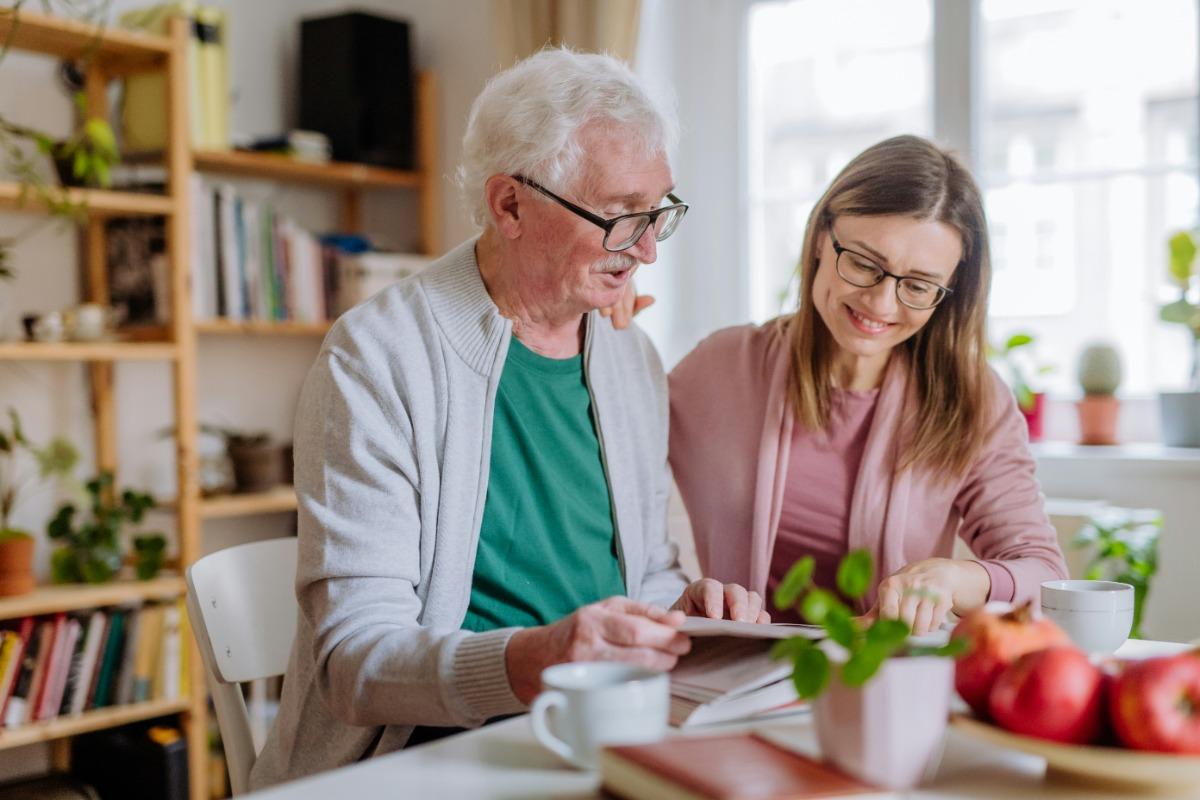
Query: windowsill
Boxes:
[{"xmin": 1031, "ymin": 441, "xmax": 1200, "ymax": 463}]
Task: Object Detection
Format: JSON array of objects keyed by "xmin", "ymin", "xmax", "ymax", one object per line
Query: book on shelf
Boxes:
[
  {"xmin": 131, "ymin": 604, "xmax": 164, "ymax": 704},
  {"xmin": 5, "ymin": 619, "xmax": 46, "ymax": 728},
  {"xmin": 0, "ymin": 619, "xmax": 31, "ymax": 721},
  {"xmin": 27, "ymin": 615, "xmax": 63, "ymax": 723},
  {"xmin": 91, "ymin": 609, "xmax": 129, "ymax": 709},
  {"xmin": 67, "ymin": 611, "xmax": 109, "ymax": 716},
  {"xmin": 599, "ymin": 732, "xmax": 885, "ymax": 800}
]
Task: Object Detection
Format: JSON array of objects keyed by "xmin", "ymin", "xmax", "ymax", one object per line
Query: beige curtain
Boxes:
[{"xmin": 494, "ymin": 0, "xmax": 642, "ymax": 67}]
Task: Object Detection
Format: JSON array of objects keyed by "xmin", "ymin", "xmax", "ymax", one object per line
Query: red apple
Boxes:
[
  {"xmin": 1109, "ymin": 652, "xmax": 1200, "ymax": 754},
  {"xmin": 988, "ymin": 646, "xmax": 1104, "ymax": 744},
  {"xmin": 952, "ymin": 601, "xmax": 1070, "ymax": 717}
]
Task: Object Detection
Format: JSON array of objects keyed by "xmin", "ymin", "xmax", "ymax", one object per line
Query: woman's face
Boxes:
[{"xmin": 810, "ymin": 214, "xmax": 963, "ymax": 365}]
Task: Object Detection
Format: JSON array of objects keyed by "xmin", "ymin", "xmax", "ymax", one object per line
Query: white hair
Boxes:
[{"xmin": 457, "ymin": 48, "xmax": 679, "ymax": 228}]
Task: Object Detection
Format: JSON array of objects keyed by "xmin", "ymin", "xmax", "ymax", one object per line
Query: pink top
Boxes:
[
  {"xmin": 768, "ymin": 389, "xmax": 878, "ymax": 621},
  {"xmin": 668, "ymin": 320, "xmax": 1068, "ymax": 611}
]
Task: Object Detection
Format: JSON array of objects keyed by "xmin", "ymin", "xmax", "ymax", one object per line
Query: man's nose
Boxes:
[{"xmin": 625, "ymin": 223, "xmax": 658, "ymax": 264}]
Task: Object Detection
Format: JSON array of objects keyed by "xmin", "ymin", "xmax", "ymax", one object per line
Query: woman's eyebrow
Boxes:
[{"xmin": 845, "ymin": 238, "xmax": 948, "ymax": 282}]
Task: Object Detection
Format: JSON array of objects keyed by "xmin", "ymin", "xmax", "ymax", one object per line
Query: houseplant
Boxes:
[
  {"xmin": 200, "ymin": 424, "xmax": 284, "ymax": 493},
  {"xmin": 771, "ymin": 551, "xmax": 964, "ymax": 789},
  {"xmin": 1159, "ymin": 230, "xmax": 1200, "ymax": 446},
  {"xmin": 989, "ymin": 332, "xmax": 1053, "ymax": 442},
  {"xmin": 1075, "ymin": 342, "xmax": 1122, "ymax": 445},
  {"xmin": 0, "ymin": 408, "xmax": 78, "ymax": 595},
  {"xmin": 46, "ymin": 470, "xmax": 166, "ymax": 583},
  {"xmin": 1072, "ymin": 506, "xmax": 1160, "ymax": 639}
]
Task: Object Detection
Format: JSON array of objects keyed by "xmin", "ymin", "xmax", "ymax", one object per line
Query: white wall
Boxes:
[{"xmin": 0, "ymin": 0, "xmax": 493, "ymax": 781}]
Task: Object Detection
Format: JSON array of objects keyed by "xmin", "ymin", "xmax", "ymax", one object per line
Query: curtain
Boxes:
[{"xmin": 494, "ymin": 0, "xmax": 642, "ymax": 66}]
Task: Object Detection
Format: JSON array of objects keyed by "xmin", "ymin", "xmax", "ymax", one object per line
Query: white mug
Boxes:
[
  {"xmin": 1041, "ymin": 579, "xmax": 1134, "ymax": 654},
  {"xmin": 530, "ymin": 662, "xmax": 669, "ymax": 770}
]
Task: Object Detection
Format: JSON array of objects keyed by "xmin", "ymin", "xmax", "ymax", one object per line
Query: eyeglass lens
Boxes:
[
  {"xmin": 836, "ymin": 250, "xmax": 943, "ymax": 309},
  {"xmin": 606, "ymin": 206, "xmax": 686, "ymax": 251}
]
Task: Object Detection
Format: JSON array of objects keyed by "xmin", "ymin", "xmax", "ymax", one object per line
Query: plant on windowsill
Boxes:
[
  {"xmin": 0, "ymin": 408, "xmax": 78, "ymax": 595},
  {"xmin": 988, "ymin": 332, "xmax": 1054, "ymax": 442},
  {"xmin": 770, "ymin": 550, "xmax": 964, "ymax": 790},
  {"xmin": 47, "ymin": 470, "xmax": 166, "ymax": 583},
  {"xmin": 1071, "ymin": 507, "xmax": 1160, "ymax": 640},
  {"xmin": 1075, "ymin": 342, "xmax": 1122, "ymax": 446},
  {"xmin": 1159, "ymin": 230, "xmax": 1200, "ymax": 446}
]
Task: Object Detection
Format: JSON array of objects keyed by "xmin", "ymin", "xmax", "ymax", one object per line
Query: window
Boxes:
[
  {"xmin": 745, "ymin": 0, "xmax": 1198, "ymax": 395},
  {"xmin": 746, "ymin": 0, "xmax": 933, "ymax": 321}
]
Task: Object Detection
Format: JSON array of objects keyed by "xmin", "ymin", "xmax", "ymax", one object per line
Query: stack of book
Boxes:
[{"xmin": 0, "ymin": 600, "xmax": 190, "ymax": 729}]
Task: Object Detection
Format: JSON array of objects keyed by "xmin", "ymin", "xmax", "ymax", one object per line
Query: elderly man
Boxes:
[{"xmin": 249, "ymin": 49, "xmax": 766, "ymax": 789}]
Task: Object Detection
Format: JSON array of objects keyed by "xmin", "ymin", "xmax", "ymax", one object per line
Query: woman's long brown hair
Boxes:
[{"xmin": 786, "ymin": 135, "xmax": 992, "ymax": 478}]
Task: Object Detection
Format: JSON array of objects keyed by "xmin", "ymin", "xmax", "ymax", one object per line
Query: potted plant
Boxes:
[
  {"xmin": 201, "ymin": 424, "xmax": 283, "ymax": 493},
  {"xmin": 47, "ymin": 470, "xmax": 167, "ymax": 584},
  {"xmin": 989, "ymin": 332, "xmax": 1053, "ymax": 442},
  {"xmin": 1072, "ymin": 506, "xmax": 1160, "ymax": 639},
  {"xmin": 771, "ymin": 551, "xmax": 964, "ymax": 789},
  {"xmin": 0, "ymin": 408, "xmax": 78, "ymax": 595},
  {"xmin": 1159, "ymin": 231, "xmax": 1200, "ymax": 446},
  {"xmin": 1075, "ymin": 342, "xmax": 1122, "ymax": 445}
]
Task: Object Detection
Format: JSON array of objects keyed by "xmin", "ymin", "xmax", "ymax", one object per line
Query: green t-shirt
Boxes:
[{"xmin": 461, "ymin": 337, "xmax": 626, "ymax": 632}]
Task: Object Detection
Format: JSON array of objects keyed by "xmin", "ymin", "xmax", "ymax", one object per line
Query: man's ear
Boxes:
[{"xmin": 485, "ymin": 175, "xmax": 522, "ymax": 240}]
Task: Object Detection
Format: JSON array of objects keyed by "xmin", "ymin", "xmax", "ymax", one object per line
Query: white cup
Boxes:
[
  {"xmin": 530, "ymin": 662, "xmax": 669, "ymax": 770},
  {"xmin": 1040, "ymin": 579, "xmax": 1134, "ymax": 654}
]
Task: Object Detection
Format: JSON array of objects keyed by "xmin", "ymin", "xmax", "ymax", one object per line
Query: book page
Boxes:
[{"xmin": 679, "ymin": 616, "xmax": 824, "ymax": 640}]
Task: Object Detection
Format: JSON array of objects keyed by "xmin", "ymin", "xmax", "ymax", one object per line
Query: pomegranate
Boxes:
[
  {"xmin": 952, "ymin": 601, "xmax": 1069, "ymax": 718},
  {"xmin": 988, "ymin": 646, "xmax": 1105, "ymax": 744},
  {"xmin": 1109, "ymin": 651, "xmax": 1200, "ymax": 754}
]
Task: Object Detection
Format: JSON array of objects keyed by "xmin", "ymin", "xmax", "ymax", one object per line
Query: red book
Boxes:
[
  {"xmin": 33, "ymin": 613, "xmax": 70, "ymax": 721},
  {"xmin": 22, "ymin": 620, "xmax": 56, "ymax": 725}
]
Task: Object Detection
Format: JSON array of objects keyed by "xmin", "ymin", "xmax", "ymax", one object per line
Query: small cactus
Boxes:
[{"xmin": 1077, "ymin": 343, "xmax": 1122, "ymax": 396}]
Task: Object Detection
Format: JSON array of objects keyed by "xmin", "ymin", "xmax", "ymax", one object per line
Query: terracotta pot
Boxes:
[
  {"xmin": 1077, "ymin": 395, "xmax": 1119, "ymax": 445},
  {"xmin": 1020, "ymin": 392, "xmax": 1046, "ymax": 442},
  {"xmin": 813, "ymin": 657, "xmax": 953, "ymax": 790},
  {"xmin": 228, "ymin": 442, "xmax": 283, "ymax": 493},
  {"xmin": 0, "ymin": 534, "xmax": 36, "ymax": 597}
]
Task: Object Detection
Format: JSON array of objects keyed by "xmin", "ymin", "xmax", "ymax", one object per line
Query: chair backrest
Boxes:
[{"xmin": 186, "ymin": 537, "xmax": 298, "ymax": 796}]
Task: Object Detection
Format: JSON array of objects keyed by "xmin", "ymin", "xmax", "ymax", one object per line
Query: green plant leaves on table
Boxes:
[
  {"xmin": 773, "ymin": 555, "xmax": 814, "ymax": 611},
  {"xmin": 835, "ymin": 549, "xmax": 873, "ymax": 600},
  {"xmin": 789, "ymin": 642, "xmax": 830, "ymax": 700},
  {"xmin": 800, "ymin": 588, "xmax": 837, "ymax": 626}
]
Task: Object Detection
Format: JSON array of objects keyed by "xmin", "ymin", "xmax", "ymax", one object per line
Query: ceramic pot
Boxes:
[
  {"xmin": 228, "ymin": 442, "xmax": 283, "ymax": 493},
  {"xmin": 1159, "ymin": 391, "xmax": 1200, "ymax": 448},
  {"xmin": 1020, "ymin": 392, "xmax": 1045, "ymax": 442},
  {"xmin": 0, "ymin": 534, "xmax": 36, "ymax": 597},
  {"xmin": 1076, "ymin": 395, "xmax": 1119, "ymax": 445},
  {"xmin": 813, "ymin": 656, "xmax": 953, "ymax": 790}
]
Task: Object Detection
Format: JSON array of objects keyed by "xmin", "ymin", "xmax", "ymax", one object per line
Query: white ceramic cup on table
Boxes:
[
  {"xmin": 530, "ymin": 662, "xmax": 669, "ymax": 770},
  {"xmin": 1040, "ymin": 579, "xmax": 1134, "ymax": 654}
]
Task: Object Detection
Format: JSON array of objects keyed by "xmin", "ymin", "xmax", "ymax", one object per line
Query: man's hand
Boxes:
[
  {"xmin": 505, "ymin": 597, "xmax": 690, "ymax": 704},
  {"xmin": 865, "ymin": 558, "xmax": 990, "ymax": 636},
  {"xmin": 670, "ymin": 578, "xmax": 771, "ymax": 623},
  {"xmin": 599, "ymin": 280, "xmax": 654, "ymax": 330}
]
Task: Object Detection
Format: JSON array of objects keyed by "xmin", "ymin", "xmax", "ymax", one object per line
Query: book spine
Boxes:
[{"xmin": 5, "ymin": 620, "xmax": 45, "ymax": 728}]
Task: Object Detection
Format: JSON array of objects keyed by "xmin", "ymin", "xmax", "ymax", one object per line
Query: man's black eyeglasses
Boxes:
[
  {"xmin": 514, "ymin": 175, "xmax": 688, "ymax": 253},
  {"xmin": 830, "ymin": 232, "xmax": 953, "ymax": 310}
]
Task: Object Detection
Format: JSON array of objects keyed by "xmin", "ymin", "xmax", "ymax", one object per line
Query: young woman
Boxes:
[{"xmin": 668, "ymin": 135, "xmax": 1067, "ymax": 635}]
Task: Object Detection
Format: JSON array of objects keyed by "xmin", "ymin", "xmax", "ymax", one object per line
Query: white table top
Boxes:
[{"xmin": 246, "ymin": 640, "xmax": 1200, "ymax": 799}]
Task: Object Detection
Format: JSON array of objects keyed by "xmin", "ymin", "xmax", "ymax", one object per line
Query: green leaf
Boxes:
[
  {"xmin": 836, "ymin": 549, "xmax": 873, "ymax": 600},
  {"xmin": 1160, "ymin": 298, "xmax": 1196, "ymax": 325},
  {"xmin": 1168, "ymin": 230, "xmax": 1197, "ymax": 286},
  {"xmin": 800, "ymin": 588, "xmax": 838, "ymax": 626},
  {"xmin": 8, "ymin": 409, "xmax": 26, "ymax": 446},
  {"xmin": 773, "ymin": 556, "xmax": 814, "ymax": 611},
  {"xmin": 841, "ymin": 644, "xmax": 888, "ymax": 686},
  {"xmin": 1015, "ymin": 384, "xmax": 1035, "ymax": 412},
  {"xmin": 34, "ymin": 438, "xmax": 78, "ymax": 477},
  {"xmin": 1005, "ymin": 333, "xmax": 1034, "ymax": 351},
  {"xmin": 866, "ymin": 617, "xmax": 911, "ymax": 650},
  {"xmin": 50, "ymin": 548, "xmax": 81, "ymax": 584},
  {"xmin": 770, "ymin": 636, "xmax": 812, "ymax": 662},
  {"xmin": 908, "ymin": 638, "xmax": 970, "ymax": 659},
  {"xmin": 790, "ymin": 645, "xmax": 830, "ymax": 699},
  {"xmin": 72, "ymin": 148, "xmax": 87, "ymax": 179},
  {"xmin": 823, "ymin": 605, "xmax": 858, "ymax": 649},
  {"xmin": 47, "ymin": 504, "xmax": 75, "ymax": 540}
]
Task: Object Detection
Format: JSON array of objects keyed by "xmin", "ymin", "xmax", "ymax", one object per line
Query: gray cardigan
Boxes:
[{"xmin": 250, "ymin": 239, "xmax": 689, "ymax": 789}]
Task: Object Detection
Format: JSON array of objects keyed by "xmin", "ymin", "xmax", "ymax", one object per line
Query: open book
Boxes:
[{"xmin": 669, "ymin": 618, "xmax": 822, "ymax": 727}]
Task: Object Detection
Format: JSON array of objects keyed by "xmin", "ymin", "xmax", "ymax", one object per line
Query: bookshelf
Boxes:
[{"xmin": 0, "ymin": 9, "xmax": 205, "ymax": 799}]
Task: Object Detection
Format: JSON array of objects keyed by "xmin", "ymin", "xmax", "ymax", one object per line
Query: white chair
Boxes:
[{"xmin": 186, "ymin": 537, "xmax": 299, "ymax": 796}]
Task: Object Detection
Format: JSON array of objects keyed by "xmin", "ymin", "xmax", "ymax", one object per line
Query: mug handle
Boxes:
[{"xmin": 530, "ymin": 690, "xmax": 576, "ymax": 764}]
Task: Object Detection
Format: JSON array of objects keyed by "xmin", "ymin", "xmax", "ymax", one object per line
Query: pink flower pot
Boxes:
[
  {"xmin": 1076, "ymin": 395, "xmax": 1119, "ymax": 445},
  {"xmin": 1021, "ymin": 392, "xmax": 1045, "ymax": 442},
  {"xmin": 813, "ymin": 656, "xmax": 953, "ymax": 790}
]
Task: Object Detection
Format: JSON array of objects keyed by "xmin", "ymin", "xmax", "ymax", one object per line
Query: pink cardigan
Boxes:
[{"xmin": 668, "ymin": 321, "xmax": 1068, "ymax": 610}]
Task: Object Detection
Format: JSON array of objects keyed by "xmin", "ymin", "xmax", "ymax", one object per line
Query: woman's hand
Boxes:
[
  {"xmin": 866, "ymin": 558, "xmax": 990, "ymax": 636},
  {"xmin": 599, "ymin": 279, "xmax": 655, "ymax": 329},
  {"xmin": 670, "ymin": 578, "xmax": 771, "ymax": 623}
]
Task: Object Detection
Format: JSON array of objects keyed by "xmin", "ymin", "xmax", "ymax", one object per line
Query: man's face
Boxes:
[{"xmin": 519, "ymin": 122, "xmax": 675, "ymax": 314}]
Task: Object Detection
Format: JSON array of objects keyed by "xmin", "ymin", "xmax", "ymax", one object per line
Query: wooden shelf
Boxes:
[
  {"xmin": 194, "ymin": 319, "xmax": 333, "ymax": 337},
  {"xmin": 0, "ymin": 698, "xmax": 190, "ymax": 751},
  {"xmin": 0, "ymin": 182, "xmax": 174, "ymax": 217},
  {"xmin": 200, "ymin": 486, "xmax": 298, "ymax": 519},
  {"xmin": 0, "ymin": 577, "xmax": 185, "ymax": 622},
  {"xmin": 192, "ymin": 149, "xmax": 421, "ymax": 189},
  {"xmin": 0, "ymin": 341, "xmax": 177, "ymax": 361},
  {"xmin": 0, "ymin": 8, "xmax": 171, "ymax": 73}
]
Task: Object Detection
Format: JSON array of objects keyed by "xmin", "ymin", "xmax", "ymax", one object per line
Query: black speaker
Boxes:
[{"xmin": 299, "ymin": 12, "xmax": 416, "ymax": 169}]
